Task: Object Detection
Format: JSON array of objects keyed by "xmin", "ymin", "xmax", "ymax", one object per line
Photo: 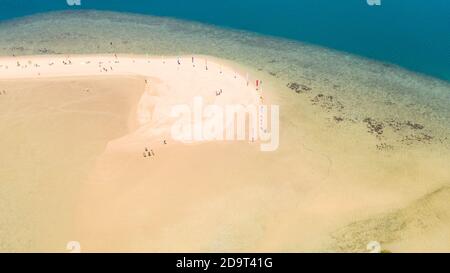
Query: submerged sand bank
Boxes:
[
  {"xmin": 0, "ymin": 54, "xmax": 449, "ymax": 252},
  {"xmin": 0, "ymin": 75, "xmax": 144, "ymax": 251}
]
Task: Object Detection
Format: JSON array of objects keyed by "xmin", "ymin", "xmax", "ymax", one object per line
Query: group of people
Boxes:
[
  {"xmin": 143, "ymin": 147, "xmax": 155, "ymax": 158},
  {"xmin": 142, "ymin": 140, "xmax": 167, "ymax": 158}
]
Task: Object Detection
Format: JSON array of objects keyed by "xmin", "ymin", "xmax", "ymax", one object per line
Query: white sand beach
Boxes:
[{"xmin": 0, "ymin": 54, "xmax": 271, "ymax": 251}]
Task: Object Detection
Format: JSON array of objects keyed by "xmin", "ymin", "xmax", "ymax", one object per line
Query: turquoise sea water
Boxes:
[{"xmin": 0, "ymin": 0, "xmax": 449, "ymax": 81}]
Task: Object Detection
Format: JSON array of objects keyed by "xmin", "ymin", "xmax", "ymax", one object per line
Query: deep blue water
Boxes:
[{"xmin": 0, "ymin": 0, "xmax": 449, "ymax": 81}]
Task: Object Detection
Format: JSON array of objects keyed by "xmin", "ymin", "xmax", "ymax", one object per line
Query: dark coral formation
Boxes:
[
  {"xmin": 363, "ymin": 117, "xmax": 436, "ymax": 149},
  {"xmin": 284, "ymin": 78, "xmax": 436, "ymax": 150},
  {"xmin": 386, "ymin": 119, "xmax": 425, "ymax": 132},
  {"xmin": 38, "ymin": 48, "xmax": 58, "ymax": 54},
  {"xmin": 333, "ymin": 116, "xmax": 344, "ymax": 123},
  {"xmin": 376, "ymin": 143, "xmax": 394, "ymax": 151},
  {"xmin": 311, "ymin": 94, "xmax": 344, "ymax": 111},
  {"xmin": 405, "ymin": 121, "xmax": 425, "ymax": 130},
  {"xmin": 287, "ymin": 82, "xmax": 312, "ymax": 93},
  {"xmin": 363, "ymin": 118, "xmax": 384, "ymax": 136},
  {"xmin": 402, "ymin": 133, "xmax": 433, "ymax": 144}
]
